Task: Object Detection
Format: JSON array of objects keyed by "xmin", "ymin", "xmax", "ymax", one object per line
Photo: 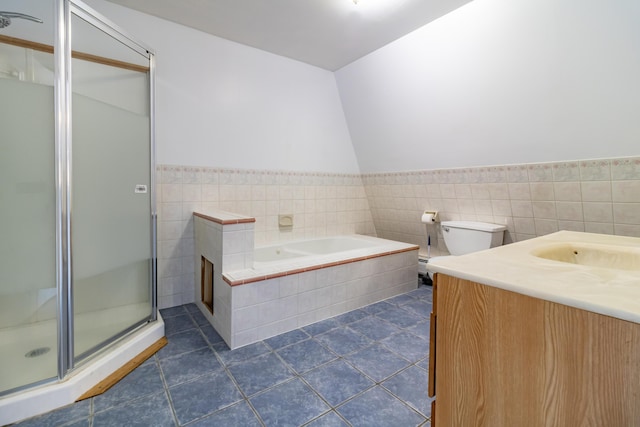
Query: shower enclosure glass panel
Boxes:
[
  {"xmin": 0, "ymin": 0, "xmax": 57, "ymax": 395},
  {"xmin": 0, "ymin": 0, "xmax": 156, "ymax": 405},
  {"xmin": 70, "ymin": 11, "xmax": 153, "ymax": 360}
]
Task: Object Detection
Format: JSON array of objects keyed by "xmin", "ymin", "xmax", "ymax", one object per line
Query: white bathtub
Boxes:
[{"xmin": 253, "ymin": 235, "xmax": 389, "ymax": 267}]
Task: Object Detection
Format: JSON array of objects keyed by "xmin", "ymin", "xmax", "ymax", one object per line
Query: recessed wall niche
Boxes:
[{"xmin": 200, "ymin": 256, "xmax": 214, "ymax": 314}]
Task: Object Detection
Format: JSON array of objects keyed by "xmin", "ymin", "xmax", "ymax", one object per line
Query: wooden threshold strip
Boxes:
[
  {"xmin": 75, "ymin": 336, "xmax": 167, "ymax": 401},
  {"xmin": 0, "ymin": 34, "xmax": 149, "ymax": 73}
]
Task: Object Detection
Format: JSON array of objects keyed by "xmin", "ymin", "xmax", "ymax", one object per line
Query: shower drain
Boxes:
[{"xmin": 25, "ymin": 347, "xmax": 51, "ymax": 358}]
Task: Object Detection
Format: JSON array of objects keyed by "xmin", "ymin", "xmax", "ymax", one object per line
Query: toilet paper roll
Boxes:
[{"xmin": 421, "ymin": 213, "xmax": 434, "ymax": 223}]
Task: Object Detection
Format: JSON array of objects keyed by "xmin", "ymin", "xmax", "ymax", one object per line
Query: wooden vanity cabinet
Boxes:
[{"xmin": 428, "ymin": 273, "xmax": 640, "ymax": 427}]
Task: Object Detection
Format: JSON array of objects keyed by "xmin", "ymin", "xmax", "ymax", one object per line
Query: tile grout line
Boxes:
[
  {"xmin": 155, "ymin": 353, "xmax": 181, "ymax": 427},
  {"xmin": 184, "ymin": 308, "xmax": 267, "ymax": 427},
  {"xmin": 96, "ymin": 284, "xmax": 437, "ymax": 426}
]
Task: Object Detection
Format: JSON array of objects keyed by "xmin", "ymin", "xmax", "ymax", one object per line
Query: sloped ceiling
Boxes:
[{"xmin": 106, "ymin": 0, "xmax": 472, "ymax": 70}]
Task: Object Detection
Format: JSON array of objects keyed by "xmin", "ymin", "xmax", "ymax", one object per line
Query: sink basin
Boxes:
[{"xmin": 531, "ymin": 243, "xmax": 640, "ymax": 271}]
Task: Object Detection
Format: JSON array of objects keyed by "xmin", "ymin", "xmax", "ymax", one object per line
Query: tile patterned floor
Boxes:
[{"xmin": 14, "ymin": 283, "xmax": 433, "ymax": 427}]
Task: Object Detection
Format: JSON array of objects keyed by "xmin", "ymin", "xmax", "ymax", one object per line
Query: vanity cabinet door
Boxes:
[
  {"xmin": 435, "ymin": 275, "xmax": 546, "ymax": 425},
  {"xmin": 434, "ymin": 274, "xmax": 640, "ymax": 427}
]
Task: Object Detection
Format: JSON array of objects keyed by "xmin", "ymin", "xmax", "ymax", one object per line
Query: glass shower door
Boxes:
[
  {"xmin": 0, "ymin": 0, "xmax": 57, "ymax": 395},
  {"xmin": 69, "ymin": 7, "xmax": 154, "ymax": 361}
]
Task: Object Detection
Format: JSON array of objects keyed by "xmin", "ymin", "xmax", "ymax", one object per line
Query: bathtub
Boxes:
[
  {"xmin": 252, "ymin": 235, "xmax": 398, "ymax": 267},
  {"xmin": 194, "ymin": 211, "xmax": 419, "ymax": 350},
  {"xmin": 224, "ymin": 235, "xmax": 419, "ymax": 348}
]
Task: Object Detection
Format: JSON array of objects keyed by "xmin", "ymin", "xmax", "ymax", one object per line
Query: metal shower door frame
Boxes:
[{"xmin": 54, "ymin": 0, "xmax": 157, "ymax": 380}]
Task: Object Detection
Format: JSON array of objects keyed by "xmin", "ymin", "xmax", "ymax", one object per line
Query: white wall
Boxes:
[
  {"xmin": 85, "ymin": 0, "xmax": 361, "ymax": 174},
  {"xmin": 336, "ymin": 0, "xmax": 640, "ymax": 173},
  {"xmin": 85, "ymin": 0, "xmax": 640, "ymax": 174}
]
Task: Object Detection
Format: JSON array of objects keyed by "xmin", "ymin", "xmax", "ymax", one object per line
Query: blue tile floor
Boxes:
[{"xmin": 14, "ymin": 283, "xmax": 433, "ymax": 427}]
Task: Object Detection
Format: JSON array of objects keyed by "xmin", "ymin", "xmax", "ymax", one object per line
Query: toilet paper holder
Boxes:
[{"xmin": 421, "ymin": 210, "xmax": 439, "ymax": 223}]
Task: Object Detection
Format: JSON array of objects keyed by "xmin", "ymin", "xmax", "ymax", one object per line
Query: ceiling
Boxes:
[{"xmin": 106, "ymin": 0, "xmax": 472, "ymax": 71}]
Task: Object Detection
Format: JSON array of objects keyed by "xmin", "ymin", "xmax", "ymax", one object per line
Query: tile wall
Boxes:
[
  {"xmin": 156, "ymin": 166, "xmax": 376, "ymax": 309},
  {"xmin": 194, "ymin": 214, "xmax": 256, "ymax": 346},
  {"xmin": 156, "ymin": 156, "xmax": 640, "ymax": 309},
  {"xmin": 227, "ymin": 249, "xmax": 418, "ymax": 349},
  {"xmin": 362, "ymin": 157, "xmax": 640, "ymax": 257}
]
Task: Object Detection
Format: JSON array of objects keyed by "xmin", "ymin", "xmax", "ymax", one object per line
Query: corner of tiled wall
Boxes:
[{"xmin": 156, "ymin": 165, "xmax": 201, "ymax": 309}]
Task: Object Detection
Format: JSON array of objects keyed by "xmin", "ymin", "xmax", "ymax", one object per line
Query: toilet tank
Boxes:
[{"xmin": 441, "ymin": 221, "xmax": 506, "ymax": 256}]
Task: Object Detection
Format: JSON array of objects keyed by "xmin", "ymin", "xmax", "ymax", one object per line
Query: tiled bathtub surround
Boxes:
[
  {"xmin": 221, "ymin": 250, "xmax": 416, "ymax": 349},
  {"xmin": 157, "ymin": 166, "xmax": 375, "ymax": 308},
  {"xmin": 362, "ymin": 157, "xmax": 640, "ymax": 257},
  {"xmin": 194, "ymin": 210, "xmax": 418, "ymax": 349},
  {"xmin": 192, "ymin": 211, "xmax": 257, "ymax": 348}
]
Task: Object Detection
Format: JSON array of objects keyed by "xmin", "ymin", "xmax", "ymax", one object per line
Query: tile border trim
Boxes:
[
  {"xmin": 222, "ymin": 245, "xmax": 419, "ymax": 286},
  {"xmin": 193, "ymin": 211, "xmax": 256, "ymax": 225}
]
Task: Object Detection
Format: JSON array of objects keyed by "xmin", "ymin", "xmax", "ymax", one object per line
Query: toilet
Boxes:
[{"xmin": 427, "ymin": 221, "xmax": 506, "ymax": 279}]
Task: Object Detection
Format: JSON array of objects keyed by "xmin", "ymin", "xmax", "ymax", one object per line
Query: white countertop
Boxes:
[{"xmin": 427, "ymin": 230, "xmax": 640, "ymax": 324}]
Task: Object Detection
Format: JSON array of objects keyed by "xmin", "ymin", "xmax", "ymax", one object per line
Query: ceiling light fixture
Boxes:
[{"xmin": 352, "ymin": 0, "xmax": 359, "ymax": 4}]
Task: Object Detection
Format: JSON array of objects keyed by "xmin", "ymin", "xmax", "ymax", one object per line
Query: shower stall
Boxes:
[{"xmin": 0, "ymin": 0, "xmax": 161, "ymax": 423}]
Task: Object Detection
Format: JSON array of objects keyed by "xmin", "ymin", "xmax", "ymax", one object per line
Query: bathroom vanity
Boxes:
[{"xmin": 427, "ymin": 231, "xmax": 640, "ymax": 427}]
